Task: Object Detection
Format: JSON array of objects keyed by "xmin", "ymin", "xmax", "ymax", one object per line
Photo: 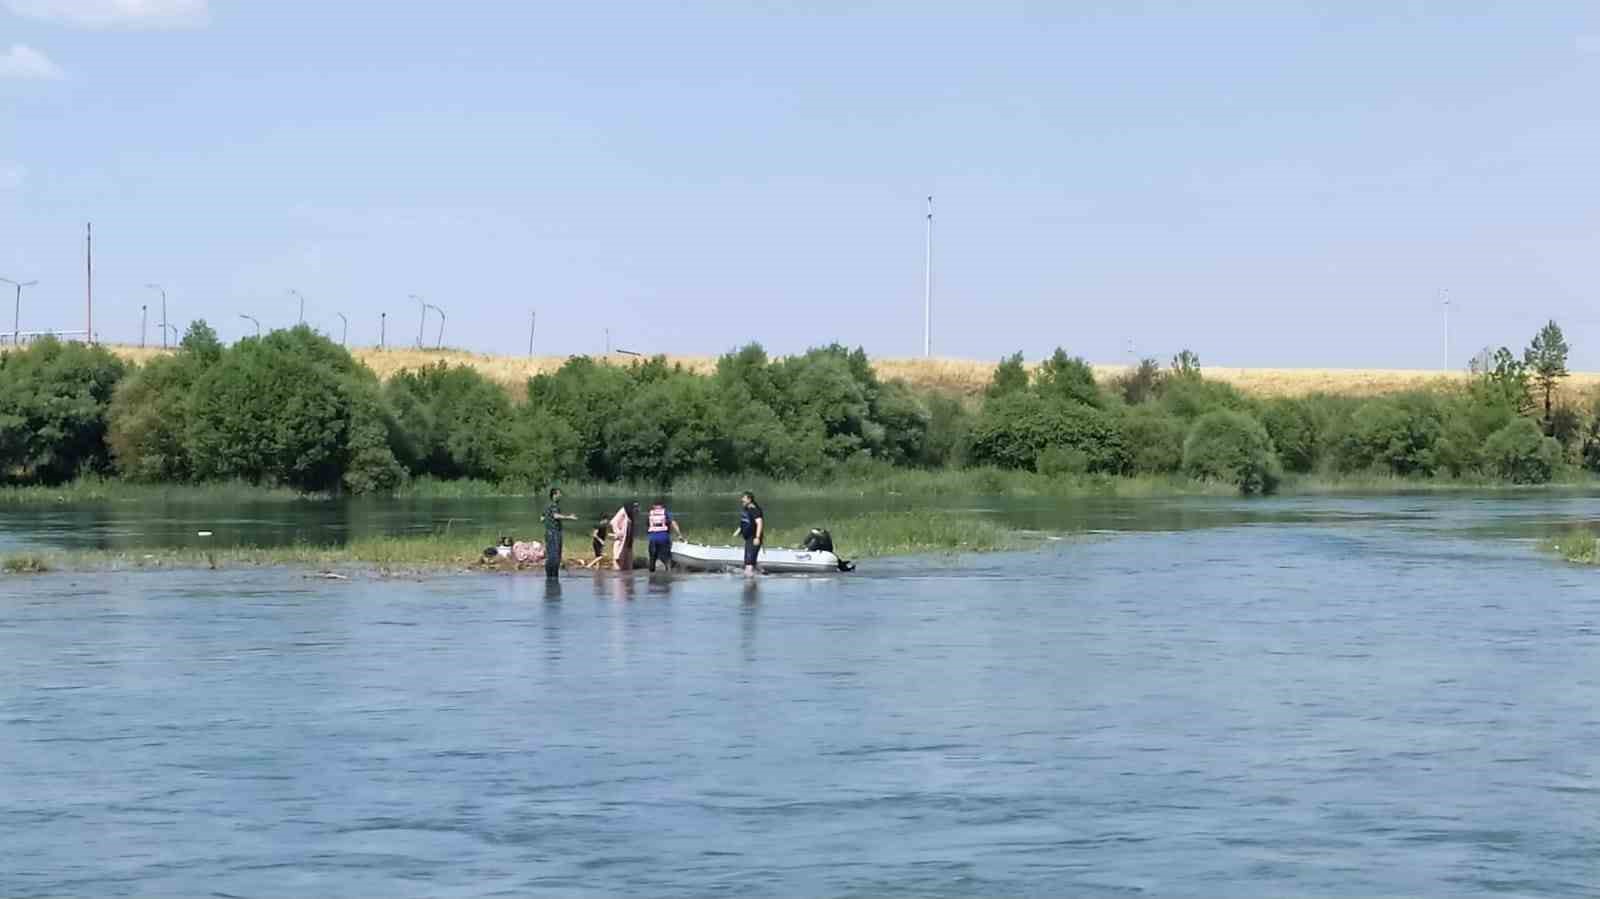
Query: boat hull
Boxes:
[{"xmin": 670, "ymin": 542, "xmax": 846, "ymax": 574}]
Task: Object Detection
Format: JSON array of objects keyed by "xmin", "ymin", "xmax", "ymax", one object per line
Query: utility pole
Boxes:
[
  {"xmin": 288, "ymin": 288, "xmax": 305, "ymax": 325},
  {"xmin": 604, "ymin": 327, "xmax": 611, "ymax": 354},
  {"xmin": 924, "ymin": 195, "xmax": 933, "ymax": 358},
  {"xmin": 380, "ymin": 312, "xmax": 387, "ymax": 350},
  {"xmin": 240, "ymin": 313, "xmax": 261, "ymax": 337},
  {"xmin": 1, "ymin": 278, "xmax": 38, "ymax": 347},
  {"xmin": 337, "ymin": 312, "xmax": 348, "ymax": 347},
  {"xmin": 140, "ymin": 304, "xmax": 147, "ymax": 348},
  {"xmin": 528, "ymin": 311, "xmax": 536, "ymax": 357},
  {"xmin": 145, "ymin": 284, "xmax": 167, "ymax": 349},
  {"xmin": 85, "ymin": 223, "xmax": 92, "ymax": 343}
]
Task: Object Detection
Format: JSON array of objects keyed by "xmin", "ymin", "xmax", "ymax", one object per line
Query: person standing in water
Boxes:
[
  {"xmin": 542, "ymin": 487, "xmax": 578, "ymax": 577},
  {"xmin": 733, "ymin": 491, "xmax": 764, "ymax": 576},
  {"xmin": 610, "ymin": 501, "xmax": 638, "ymax": 571},
  {"xmin": 646, "ymin": 497, "xmax": 683, "ymax": 572}
]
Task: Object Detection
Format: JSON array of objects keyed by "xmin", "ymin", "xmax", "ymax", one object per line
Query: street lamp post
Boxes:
[
  {"xmin": 288, "ymin": 288, "xmax": 305, "ymax": 326},
  {"xmin": 141, "ymin": 304, "xmax": 147, "ymax": 348},
  {"xmin": 1, "ymin": 277, "xmax": 39, "ymax": 347},
  {"xmin": 240, "ymin": 314, "xmax": 261, "ymax": 338},
  {"xmin": 425, "ymin": 304, "xmax": 445, "ymax": 349},
  {"xmin": 336, "ymin": 312, "xmax": 348, "ymax": 347},
  {"xmin": 410, "ymin": 294, "xmax": 427, "ymax": 347},
  {"xmin": 164, "ymin": 323, "xmax": 179, "ymax": 345},
  {"xmin": 144, "ymin": 284, "xmax": 168, "ymax": 349},
  {"xmin": 380, "ymin": 312, "xmax": 387, "ymax": 350}
]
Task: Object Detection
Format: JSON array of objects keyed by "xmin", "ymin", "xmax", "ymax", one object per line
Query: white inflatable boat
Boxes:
[{"xmin": 670, "ymin": 542, "xmax": 852, "ymax": 574}]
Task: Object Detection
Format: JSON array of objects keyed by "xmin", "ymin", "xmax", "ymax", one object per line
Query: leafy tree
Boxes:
[
  {"xmin": 386, "ymin": 362, "xmax": 517, "ymax": 481},
  {"xmin": 1483, "ymin": 417, "xmax": 1562, "ymax": 484},
  {"xmin": 1170, "ymin": 349, "xmax": 1202, "ymax": 380},
  {"xmin": 0, "ymin": 337, "xmax": 127, "ymax": 484},
  {"xmin": 986, "ymin": 352, "xmax": 1029, "ymax": 399},
  {"xmin": 1524, "ymin": 319, "xmax": 1569, "ymax": 426},
  {"xmin": 967, "ymin": 392, "xmax": 1127, "ymax": 473},
  {"xmin": 1033, "ymin": 348, "xmax": 1100, "ymax": 408},
  {"xmin": 1338, "ymin": 394, "xmax": 1446, "ymax": 477},
  {"xmin": 1182, "ymin": 410, "xmax": 1281, "ymax": 495},
  {"xmin": 180, "ymin": 320, "xmax": 223, "ymax": 363},
  {"xmin": 1120, "ymin": 405, "xmax": 1185, "ymax": 474},
  {"xmin": 1479, "ymin": 347, "xmax": 1532, "ymax": 415},
  {"xmin": 1259, "ymin": 398, "xmax": 1319, "ymax": 473},
  {"xmin": 1112, "ymin": 357, "xmax": 1165, "ymax": 405}
]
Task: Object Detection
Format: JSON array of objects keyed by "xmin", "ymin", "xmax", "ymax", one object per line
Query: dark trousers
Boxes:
[
  {"xmin": 544, "ymin": 540, "xmax": 561, "ymax": 578},
  {"xmin": 648, "ymin": 539, "xmax": 671, "ymax": 572}
]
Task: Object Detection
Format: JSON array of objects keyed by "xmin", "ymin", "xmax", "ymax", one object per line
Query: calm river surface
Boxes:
[{"xmin": 1, "ymin": 494, "xmax": 1597, "ymax": 897}]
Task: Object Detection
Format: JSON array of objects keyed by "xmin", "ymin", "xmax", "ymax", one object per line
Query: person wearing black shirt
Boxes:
[
  {"xmin": 541, "ymin": 487, "xmax": 577, "ymax": 577},
  {"xmin": 733, "ymin": 491, "xmax": 764, "ymax": 576}
]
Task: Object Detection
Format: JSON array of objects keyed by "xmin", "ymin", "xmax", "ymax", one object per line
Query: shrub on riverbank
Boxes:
[
  {"xmin": 0, "ymin": 337, "xmax": 126, "ymax": 484},
  {"xmin": 1183, "ymin": 410, "xmax": 1282, "ymax": 495}
]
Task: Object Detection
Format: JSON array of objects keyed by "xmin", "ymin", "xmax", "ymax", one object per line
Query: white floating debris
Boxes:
[{"xmin": 197, "ymin": 531, "xmax": 213, "ymax": 537}]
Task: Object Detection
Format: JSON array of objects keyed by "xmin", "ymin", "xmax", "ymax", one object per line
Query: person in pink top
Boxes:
[{"xmin": 609, "ymin": 502, "xmax": 638, "ymax": 571}]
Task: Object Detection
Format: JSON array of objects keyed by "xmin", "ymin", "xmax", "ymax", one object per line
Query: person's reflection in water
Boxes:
[
  {"xmin": 646, "ymin": 572, "xmax": 674, "ymax": 599},
  {"xmin": 609, "ymin": 572, "xmax": 636, "ymax": 602},
  {"xmin": 542, "ymin": 575, "xmax": 563, "ymax": 603},
  {"xmin": 542, "ymin": 580, "xmax": 562, "ymax": 667},
  {"xmin": 740, "ymin": 579, "xmax": 759, "ymax": 663}
]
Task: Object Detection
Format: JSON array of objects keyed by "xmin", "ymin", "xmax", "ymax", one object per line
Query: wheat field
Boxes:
[{"xmin": 97, "ymin": 345, "xmax": 1600, "ymax": 402}]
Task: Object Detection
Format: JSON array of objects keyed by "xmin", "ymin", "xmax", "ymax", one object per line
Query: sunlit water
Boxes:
[{"xmin": 2, "ymin": 494, "xmax": 1598, "ymax": 896}]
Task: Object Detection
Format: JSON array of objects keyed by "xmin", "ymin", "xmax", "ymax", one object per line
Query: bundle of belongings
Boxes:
[{"xmin": 482, "ymin": 537, "xmax": 546, "ymax": 566}]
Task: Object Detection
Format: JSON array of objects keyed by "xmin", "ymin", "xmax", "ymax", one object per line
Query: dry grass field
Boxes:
[{"xmin": 98, "ymin": 344, "xmax": 1600, "ymax": 403}]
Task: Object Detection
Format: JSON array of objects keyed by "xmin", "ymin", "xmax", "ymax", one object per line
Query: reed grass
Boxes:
[{"xmin": 1541, "ymin": 533, "xmax": 1600, "ymax": 564}]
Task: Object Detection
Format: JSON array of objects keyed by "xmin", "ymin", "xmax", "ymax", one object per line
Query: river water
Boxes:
[{"xmin": 1, "ymin": 494, "xmax": 1597, "ymax": 897}]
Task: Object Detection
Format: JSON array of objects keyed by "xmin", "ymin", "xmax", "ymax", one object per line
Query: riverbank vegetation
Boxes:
[{"xmin": 2, "ymin": 318, "xmax": 1596, "ymax": 499}]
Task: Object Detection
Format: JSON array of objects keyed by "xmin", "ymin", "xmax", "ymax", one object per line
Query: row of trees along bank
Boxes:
[{"xmin": 0, "ymin": 320, "xmax": 1591, "ymax": 495}]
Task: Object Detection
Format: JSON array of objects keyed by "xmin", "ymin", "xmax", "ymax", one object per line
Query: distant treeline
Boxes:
[{"xmin": 0, "ymin": 320, "xmax": 1590, "ymax": 495}]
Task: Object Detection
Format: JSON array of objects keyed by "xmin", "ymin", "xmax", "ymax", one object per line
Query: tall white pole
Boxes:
[{"xmin": 923, "ymin": 195, "xmax": 933, "ymax": 358}]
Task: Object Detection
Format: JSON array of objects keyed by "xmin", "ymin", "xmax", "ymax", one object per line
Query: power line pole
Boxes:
[
  {"xmin": 528, "ymin": 310, "xmax": 536, "ymax": 357},
  {"xmin": 85, "ymin": 223, "xmax": 92, "ymax": 343},
  {"xmin": 923, "ymin": 195, "xmax": 933, "ymax": 358},
  {"xmin": 380, "ymin": 312, "xmax": 387, "ymax": 350},
  {"xmin": 140, "ymin": 304, "xmax": 147, "ymax": 348}
]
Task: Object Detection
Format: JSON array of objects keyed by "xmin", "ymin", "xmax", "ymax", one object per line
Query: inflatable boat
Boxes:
[{"xmin": 670, "ymin": 542, "xmax": 853, "ymax": 574}]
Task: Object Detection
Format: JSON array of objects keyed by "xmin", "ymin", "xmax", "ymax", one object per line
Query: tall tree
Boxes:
[
  {"xmin": 1524, "ymin": 320, "xmax": 1569, "ymax": 425},
  {"xmin": 986, "ymin": 351, "xmax": 1029, "ymax": 399}
]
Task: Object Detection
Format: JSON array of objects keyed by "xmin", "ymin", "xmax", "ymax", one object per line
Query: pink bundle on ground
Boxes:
[{"xmin": 512, "ymin": 541, "xmax": 545, "ymax": 564}]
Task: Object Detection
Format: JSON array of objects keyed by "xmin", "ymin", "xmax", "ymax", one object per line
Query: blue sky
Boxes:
[{"xmin": 2, "ymin": 2, "xmax": 1598, "ymax": 368}]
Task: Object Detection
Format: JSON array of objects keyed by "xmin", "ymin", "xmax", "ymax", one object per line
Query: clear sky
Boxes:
[{"xmin": 2, "ymin": 1, "xmax": 1598, "ymax": 368}]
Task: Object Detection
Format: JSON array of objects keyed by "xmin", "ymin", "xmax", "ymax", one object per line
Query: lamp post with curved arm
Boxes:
[
  {"xmin": 409, "ymin": 294, "xmax": 427, "ymax": 347},
  {"xmin": 288, "ymin": 288, "xmax": 305, "ymax": 325},
  {"xmin": 426, "ymin": 303, "xmax": 445, "ymax": 349},
  {"xmin": 336, "ymin": 312, "xmax": 348, "ymax": 347},
  {"xmin": 1, "ymin": 277, "xmax": 38, "ymax": 347},
  {"xmin": 145, "ymin": 284, "xmax": 168, "ymax": 348},
  {"xmin": 240, "ymin": 314, "xmax": 261, "ymax": 338}
]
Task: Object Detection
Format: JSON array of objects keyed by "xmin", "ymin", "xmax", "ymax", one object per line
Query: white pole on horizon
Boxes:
[
  {"xmin": 1440, "ymin": 287, "xmax": 1449, "ymax": 371},
  {"xmin": 923, "ymin": 195, "xmax": 933, "ymax": 358}
]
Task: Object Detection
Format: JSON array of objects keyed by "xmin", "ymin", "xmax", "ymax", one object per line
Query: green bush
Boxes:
[
  {"xmin": 922, "ymin": 394, "xmax": 973, "ymax": 467},
  {"xmin": 1034, "ymin": 349, "xmax": 1101, "ymax": 408},
  {"xmin": 386, "ymin": 362, "xmax": 518, "ymax": 481},
  {"xmin": 0, "ymin": 337, "xmax": 127, "ymax": 484},
  {"xmin": 967, "ymin": 392, "xmax": 1127, "ymax": 474},
  {"xmin": 184, "ymin": 326, "xmax": 402, "ymax": 493},
  {"xmin": 1036, "ymin": 445, "xmax": 1091, "ymax": 477},
  {"xmin": 1182, "ymin": 410, "xmax": 1281, "ymax": 495},
  {"xmin": 1260, "ymin": 397, "xmax": 1319, "ymax": 473},
  {"xmin": 1111, "ymin": 358, "xmax": 1165, "ymax": 405},
  {"xmin": 1120, "ymin": 405, "xmax": 1185, "ymax": 474},
  {"xmin": 1338, "ymin": 394, "xmax": 1444, "ymax": 476},
  {"xmin": 1158, "ymin": 376, "xmax": 1251, "ymax": 421},
  {"xmin": 1483, "ymin": 417, "xmax": 1562, "ymax": 484},
  {"xmin": 986, "ymin": 351, "xmax": 1029, "ymax": 400}
]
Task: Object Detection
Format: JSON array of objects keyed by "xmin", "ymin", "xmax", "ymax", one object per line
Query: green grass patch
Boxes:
[
  {"xmin": 1541, "ymin": 533, "xmax": 1600, "ymax": 564},
  {"xmin": 1, "ymin": 554, "xmax": 50, "ymax": 574}
]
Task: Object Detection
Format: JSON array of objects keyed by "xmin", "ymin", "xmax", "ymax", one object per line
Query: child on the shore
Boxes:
[{"xmin": 584, "ymin": 518, "xmax": 611, "ymax": 570}]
